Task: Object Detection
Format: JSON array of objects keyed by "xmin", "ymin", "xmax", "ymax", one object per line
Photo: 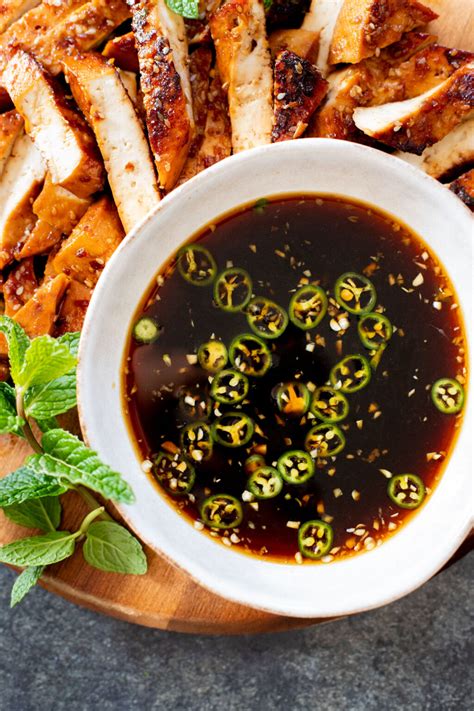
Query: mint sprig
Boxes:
[
  {"xmin": 0, "ymin": 316, "xmax": 147, "ymax": 606},
  {"xmin": 165, "ymin": 0, "xmax": 199, "ymax": 20}
]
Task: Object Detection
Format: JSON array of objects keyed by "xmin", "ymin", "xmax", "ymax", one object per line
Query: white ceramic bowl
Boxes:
[{"xmin": 78, "ymin": 139, "xmax": 473, "ymax": 618}]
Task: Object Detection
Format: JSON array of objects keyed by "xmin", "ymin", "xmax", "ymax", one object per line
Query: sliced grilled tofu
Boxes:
[
  {"xmin": 63, "ymin": 53, "xmax": 160, "ymax": 233},
  {"xmin": 302, "ymin": 0, "xmax": 345, "ymax": 75},
  {"xmin": 0, "ymin": 110, "xmax": 23, "ymax": 176},
  {"xmin": 395, "ymin": 118, "xmax": 474, "ymax": 179},
  {"xmin": 118, "ymin": 70, "xmax": 138, "ymax": 105},
  {"xmin": 52, "ymin": 196, "xmax": 124, "ymax": 287},
  {"xmin": 3, "ymin": 50, "xmax": 104, "ymax": 197},
  {"xmin": 353, "ymin": 62, "xmax": 474, "ymax": 153},
  {"xmin": 450, "ymin": 169, "xmax": 474, "ymax": 210},
  {"xmin": 18, "ymin": 219, "xmax": 62, "ymax": 259},
  {"xmin": 3, "ymin": 257, "xmax": 38, "ymax": 316},
  {"xmin": 328, "ymin": 0, "xmax": 437, "ymax": 65},
  {"xmin": 210, "ymin": 0, "xmax": 273, "ymax": 153},
  {"xmin": 33, "ymin": 173, "xmax": 91, "ymax": 234},
  {"xmin": 269, "ymin": 28, "xmax": 320, "ymax": 64},
  {"xmin": 0, "ymin": 131, "xmax": 45, "ymax": 269},
  {"xmin": 103, "ymin": 31, "xmax": 139, "ymax": 72},
  {"xmin": 0, "ymin": 0, "xmax": 41, "ymax": 34},
  {"xmin": 129, "ymin": 0, "xmax": 194, "ymax": 191},
  {"xmin": 13, "ymin": 273, "xmax": 70, "ymax": 338},
  {"xmin": 272, "ymin": 50, "xmax": 328, "ymax": 142},
  {"xmin": 196, "ymin": 71, "xmax": 232, "ymax": 171},
  {"xmin": 54, "ymin": 279, "xmax": 92, "ymax": 336}
]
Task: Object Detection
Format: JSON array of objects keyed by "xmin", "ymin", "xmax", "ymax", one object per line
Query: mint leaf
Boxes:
[
  {"xmin": 37, "ymin": 429, "xmax": 135, "ymax": 504},
  {"xmin": 3, "ymin": 496, "xmax": 61, "ymax": 532},
  {"xmin": 0, "ymin": 465, "xmax": 68, "ymax": 507},
  {"xmin": 83, "ymin": 521, "xmax": 147, "ymax": 574},
  {"xmin": 0, "ymin": 382, "xmax": 24, "ymax": 436},
  {"xmin": 0, "ymin": 531, "xmax": 75, "ymax": 566},
  {"xmin": 36, "ymin": 417, "xmax": 59, "ymax": 433},
  {"xmin": 0, "ymin": 316, "xmax": 29, "ymax": 384},
  {"xmin": 264, "ymin": 0, "xmax": 273, "ymax": 10},
  {"xmin": 57, "ymin": 331, "xmax": 80, "ymax": 357},
  {"xmin": 16, "ymin": 335, "xmax": 77, "ymax": 390},
  {"xmin": 165, "ymin": 0, "xmax": 199, "ymax": 20},
  {"xmin": 10, "ymin": 565, "xmax": 44, "ymax": 607}
]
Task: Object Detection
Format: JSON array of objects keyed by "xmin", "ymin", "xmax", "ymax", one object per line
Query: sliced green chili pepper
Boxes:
[
  {"xmin": 214, "ymin": 268, "xmax": 253, "ymax": 312},
  {"xmin": 305, "ymin": 423, "xmax": 346, "ymax": 457},
  {"xmin": 387, "ymin": 474, "xmax": 426, "ymax": 510},
  {"xmin": 153, "ymin": 452, "xmax": 195, "ymax": 495},
  {"xmin": 211, "ymin": 412, "xmax": 255, "ymax": 448},
  {"xmin": 274, "ymin": 381, "xmax": 310, "ymax": 418},
  {"xmin": 247, "ymin": 466, "xmax": 283, "ymax": 499},
  {"xmin": 244, "ymin": 454, "xmax": 266, "ymax": 475},
  {"xmin": 178, "ymin": 244, "xmax": 217, "ymax": 286},
  {"xmin": 210, "ymin": 369, "xmax": 249, "ymax": 405},
  {"xmin": 289, "ymin": 285, "xmax": 328, "ymax": 330},
  {"xmin": 334, "ymin": 272, "xmax": 377, "ymax": 314},
  {"xmin": 310, "ymin": 386, "xmax": 349, "ymax": 423},
  {"xmin": 177, "ymin": 385, "xmax": 212, "ymax": 421},
  {"xmin": 246, "ymin": 297, "xmax": 288, "ymax": 339},
  {"xmin": 180, "ymin": 421, "xmax": 213, "ymax": 463},
  {"xmin": 277, "ymin": 450, "xmax": 315, "ymax": 484},
  {"xmin": 201, "ymin": 494, "xmax": 243, "ymax": 529},
  {"xmin": 197, "ymin": 340, "xmax": 228, "ymax": 372},
  {"xmin": 431, "ymin": 378, "xmax": 465, "ymax": 414},
  {"xmin": 132, "ymin": 316, "xmax": 161, "ymax": 344},
  {"xmin": 229, "ymin": 333, "xmax": 272, "ymax": 377},
  {"xmin": 298, "ymin": 520, "xmax": 334, "ymax": 559},
  {"xmin": 330, "ymin": 354, "xmax": 372, "ymax": 393},
  {"xmin": 358, "ymin": 312, "xmax": 393, "ymax": 349}
]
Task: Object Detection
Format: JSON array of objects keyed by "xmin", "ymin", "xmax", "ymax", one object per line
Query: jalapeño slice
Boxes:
[
  {"xmin": 132, "ymin": 316, "xmax": 161, "ymax": 344},
  {"xmin": 211, "ymin": 412, "xmax": 254, "ymax": 447},
  {"xmin": 289, "ymin": 285, "xmax": 328, "ymax": 330},
  {"xmin": 178, "ymin": 244, "xmax": 217, "ymax": 286},
  {"xmin": 330, "ymin": 354, "xmax": 372, "ymax": 393},
  {"xmin": 201, "ymin": 494, "xmax": 243, "ymax": 529},
  {"xmin": 334, "ymin": 272, "xmax": 377, "ymax": 314},
  {"xmin": 229, "ymin": 333, "xmax": 272, "ymax": 377},
  {"xmin": 244, "ymin": 454, "xmax": 266, "ymax": 475},
  {"xmin": 277, "ymin": 450, "xmax": 315, "ymax": 484},
  {"xmin": 210, "ymin": 369, "xmax": 249, "ymax": 405},
  {"xmin": 246, "ymin": 297, "xmax": 288, "ymax": 339},
  {"xmin": 214, "ymin": 268, "xmax": 253, "ymax": 312},
  {"xmin": 177, "ymin": 385, "xmax": 212, "ymax": 421},
  {"xmin": 274, "ymin": 381, "xmax": 310, "ymax": 418},
  {"xmin": 387, "ymin": 474, "xmax": 426, "ymax": 510},
  {"xmin": 180, "ymin": 421, "xmax": 213, "ymax": 463},
  {"xmin": 305, "ymin": 423, "xmax": 346, "ymax": 457},
  {"xmin": 431, "ymin": 378, "xmax": 465, "ymax": 414},
  {"xmin": 298, "ymin": 520, "xmax": 334, "ymax": 559},
  {"xmin": 247, "ymin": 466, "xmax": 283, "ymax": 499},
  {"xmin": 153, "ymin": 452, "xmax": 195, "ymax": 495},
  {"xmin": 197, "ymin": 340, "xmax": 228, "ymax": 373},
  {"xmin": 310, "ymin": 386, "xmax": 349, "ymax": 423},
  {"xmin": 358, "ymin": 312, "xmax": 393, "ymax": 349}
]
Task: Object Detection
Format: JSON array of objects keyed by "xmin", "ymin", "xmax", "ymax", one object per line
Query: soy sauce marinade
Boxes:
[{"xmin": 124, "ymin": 196, "xmax": 467, "ymax": 563}]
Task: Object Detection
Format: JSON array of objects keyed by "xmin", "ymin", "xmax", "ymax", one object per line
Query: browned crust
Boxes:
[
  {"xmin": 272, "ymin": 50, "xmax": 328, "ymax": 142},
  {"xmin": 329, "ymin": 0, "xmax": 438, "ymax": 64},
  {"xmin": 269, "ymin": 28, "xmax": 320, "ymax": 64},
  {"xmin": 185, "ymin": 17, "xmax": 212, "ymax": 46},
  {"xmin": 130, "ymin": 0, "xmax": 193, "ymax": 191},
  {"xmin": 3, "ymin": 256, "xmax": 38, "ymax": 316},
  {"xmin": 103, "ymin": 31, "xmax": 139, "ymax": 72},
  {"xmin": 450, "ymin": 168, "xmax": 474, "ymax": 209},
  {"xmin": 54, "ymin": 278, "xmax": 92, "ymax": 336},
  {"xmin": 17, "ymin": 219, "xmax": 62, "ymax": 259},
  {"xmin": 33, "ymin": 174, "xmax": 92, "ymax": 235},
  {"xmin": 13, "ymin": 273, "xmax": 70, "ymax": 339},
  {"xmin": 195, "ymin": 70, "xmax": 231, "ymax": 171}
]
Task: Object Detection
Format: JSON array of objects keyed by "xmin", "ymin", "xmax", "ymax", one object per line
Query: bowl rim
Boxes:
[{"xmin": 77, "ymin": 138, "xmax": 473, "ymax": 618}]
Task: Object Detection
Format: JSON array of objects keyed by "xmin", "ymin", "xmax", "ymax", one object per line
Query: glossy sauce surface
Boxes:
[{"xmin": 124, "ymin": 196, "xmax": 467, "ymax": 562}]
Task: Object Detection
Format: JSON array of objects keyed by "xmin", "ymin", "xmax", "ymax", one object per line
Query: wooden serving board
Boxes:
[{"xmin": 1, "ymin": 0, "xmax": 473, "ymax": 634}]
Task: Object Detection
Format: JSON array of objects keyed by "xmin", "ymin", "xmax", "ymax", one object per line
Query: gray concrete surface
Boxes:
[{"xmin": 0, "ymin": 553, "xmax": 472, "ymax": 711}]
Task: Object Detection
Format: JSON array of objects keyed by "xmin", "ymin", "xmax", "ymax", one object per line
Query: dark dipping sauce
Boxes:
[{"xmin": 123, "ymin": 196, "xmax": 467, "ymax": 563}]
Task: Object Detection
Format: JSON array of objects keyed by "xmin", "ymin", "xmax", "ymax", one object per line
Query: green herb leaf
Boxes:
[
  {"xmin": 0, "ymin": 316, "xmax": 29, "ymax": 384},
  {"xmin": 16, "ymin": 335, "xmax": 77, "ymax": 390},
  {"xmin": 57, "ymin": 331, "xmax": 81, "ymax": 357},
  {"xmin": 165, "ymin": 0, "xmax": 199, "ymax": 20},
  {"xmin": 0, "ymin": 465, "xmax": 68, "ymax": 508},
  {"xmin": 83, "ymin": 521, "xmax": 147, "ymax": 574},
  {"xmin": 3, "ymin": 496, "xmax": 61, "ymax": 532},
  {"xmin": 264, "ymin": 0, "xmax": 273, "ymax": 10},
  {"xmin": 37, "ymin": 429, "xmax": 135, "ymax": 504},
  {"xmin": 10, "ymin": 565, "xmax": 44, "ymax": 607},
  {"xmin": 35, "ymin": 416, "xmax": 59, "ymax": 433},
  {"xmin": 0, "ymin": 382, "xmax": 24, "ymax": 436},
  {"xmin": 0, "ymin": 531, "xmax": 75, "ymax": 566}
]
